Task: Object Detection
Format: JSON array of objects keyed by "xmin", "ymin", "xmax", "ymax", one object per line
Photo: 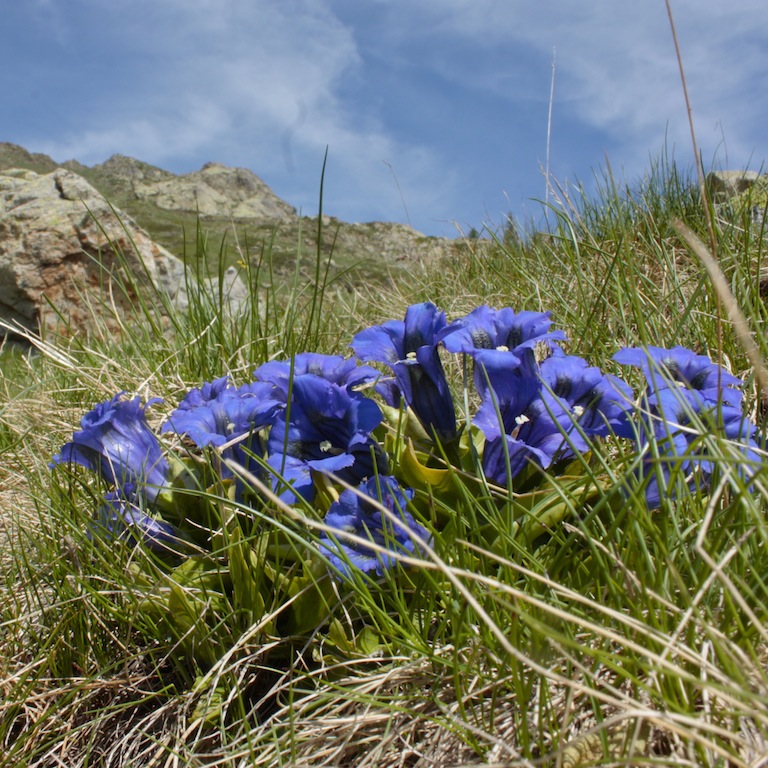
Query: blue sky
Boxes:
[{"xmin": 2, "ymin": 1, "xmax": 767, "ymax": 237}]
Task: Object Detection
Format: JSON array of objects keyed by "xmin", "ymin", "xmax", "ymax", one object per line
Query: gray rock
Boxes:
[
  {"xmin": 308, "ymin": 217, "xmax": 459, "ymax": 265},
  {"xmin": 94, "ymin": 154, "xmax": 175, "ymax": 186},
  {"xmin": 94, "ymin": 156, "xmax": 296, "ymax": 221},
  {"xmin": 0, "ymin": 167, "xmax": 187, "ymax": 337},
  {"xmin": 706, "ymin": 170, "xmax": 759, "ymax": 200},
  {"xmin": 0, "ymin": 143, "xmax": 477, "ymax": 323},
  {"xmin": 173, "ymin": 265, "xmax": 251, "ymax": 315}
]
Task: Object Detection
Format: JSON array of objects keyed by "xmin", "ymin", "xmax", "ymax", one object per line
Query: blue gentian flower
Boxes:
[
  {"xmin": 474, "ymin": 350, "xmax": 542, "ymax": 432},
  {"xmin": 614, "ymin": 345, "xmax": 761, "ymax": 506},
  {"xmin": 538, "ymin": 355, "xmax": 634, "ymax": 439},
  {"xmin": 476, "ymin": 354, "xmax": 633, "ymax": 485},
  {"xmin": 613, "ymin": 345, "xmax": 744, "ymax": 407},
  {"xmin": 478, "ymin": 432, "xmax": 552, "ymax": 487},
  {"xmin": 164, "ymin": 376, "xmax": 231, "ymax": 419},
  {"xmin": 254, "ymin": 353, "xmax": 381, "ymax": 401},
  {"xmin": 477, "ymin": 392, "xmax": 598, "ymax": 485},
  {"xmin": 51, "ymin": 393, "xmax": 170, "ymax": 502},
  {"xmin": 438, "ymin": 305, "xmax": 567, "ymax": 396},
  {"xmin": 439, "ymin": 305, "xmax": 565, "ymax": 354},
  {"xmin": 267, "ymin": 374, "xmax": 387, "ymax": 503},
  {"xmin": 163, "ymin": 377, "xmax": 280, "ymax": 474},
  {"xmin": 318, "ymin": 476, "xmax": 430, "ymax": 578},
  {"xmin": 91, "ymin": 490, "xmax": 192, "ymax": 554},
  {"xmin": 351, "ymin": 302, "xmax": 457, "ymax": 441},
  {"xmin": 163, "ymin": 377, "xmax": 280, "ymax": 480},
  {"xmin": 636, "ymin": 389, "xmax": 761, "ymax": 507},
  {"xmin": 266, "ymin": 453, "xmax": 314, "ymax": 505}
]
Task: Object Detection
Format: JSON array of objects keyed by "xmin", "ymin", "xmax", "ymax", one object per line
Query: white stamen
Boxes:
[
  {"xmin": 496, "ymin": 345, "xmax": 509, "ymax": 352},
  {"xmin": 515, "ymin": 414, "xmax": 530, "ymax": 426},
  {"xmin": 320, "ymin": 440, "xmax": 333, "ymax": 453},
  {"xmin": 573, "ymin": 405, "xmax": 584, "ymax": 417}
]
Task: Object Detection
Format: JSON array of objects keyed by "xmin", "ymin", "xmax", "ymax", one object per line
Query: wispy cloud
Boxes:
[
  {"xmin": 28, "ymin": 0, "xmax": 457, "ymax": 225},
  {"xmin": 400, "ymin": 0, "xmax": 768, "ymax": 170},
  {"xmin": 36, "ymin": 1, "xmax": 358, "ymax": 159}
]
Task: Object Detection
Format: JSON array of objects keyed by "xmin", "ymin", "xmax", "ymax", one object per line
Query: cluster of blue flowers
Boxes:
[
  {"xmin": 51, "ymin": 302, "xmax": 762, "ymax": 578},
  {"xmin": 614, "ymin": 345, "xmax": 762, "ymax": 506}
]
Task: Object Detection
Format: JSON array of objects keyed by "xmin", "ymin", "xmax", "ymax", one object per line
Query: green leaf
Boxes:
[
  {"xmin": 319, "ymin": 620, "xmax": 385, "ymax": 660},
  {"xmin": 355, "ymin": 625, "xmax": 384, "ymax": 656},
  {"xmin": 163, "ymin": 556, "xmax": 230, "ymax": 668},
  {"xmin": 511, "ymin": 472, "xmax": 615, "ymax": 543},
  {"xmin": 228, "ymin": 526, "xmax": 266, "ymax": 624},
  {"xmin": 379, "ymin": 403, "xmax": 432, "ymax": 442},
  {"xmin": 280, "ymin": 559, "xmax": 336, "ymax": 637},
  {"xmin": 398, "ymin": 439, "xmax": 456, "ymax": 494},
  {"xmin": 191, "ymin": 675, "xmax": 226, "ymax": 728}
]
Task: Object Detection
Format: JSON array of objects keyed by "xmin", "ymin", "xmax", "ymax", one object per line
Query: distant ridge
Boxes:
[
  {"xmin": 0, "ymin": 142, "xmax": 472, "ymax": 288},
  {"xmin": 0, "ymin": 142, "xmax": 59, "ymax": 174}
]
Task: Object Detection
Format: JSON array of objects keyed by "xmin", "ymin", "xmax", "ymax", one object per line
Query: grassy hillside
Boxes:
[{"xmin": 2, "ymin": 156, "xmax": 768, "ymax": 766}]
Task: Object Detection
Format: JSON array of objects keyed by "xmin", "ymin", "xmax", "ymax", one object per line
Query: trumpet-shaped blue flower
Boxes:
[
  {"xmin": 319, "ymin": 476, "xmax": 430, "ymax": 578},
  {"xmin": 267, "ymin": 374, "xmax": 387, "ymax": 503},
  {"xmin": 539, "ymin": 355, "xmax": 634, "ymax": 439},
  {"xmin": 637, "ymin": 389, "xmax": 761, "ymax": 507},
  {"xmin": 163, "ymin": 378, "xmax": 280, "ymax": 474},
  {"xmin": 266, "ymin": 453, "xmax": 314, "ymax": 505},
  {"xmin": 51, "ymin": 393, "xmax": 169, "ymax": 502},
  {"xmin": 478, "ymin": 431, "xmax": 551, "ymax": 487},
  {"xmin": 476, "ymin": 354, "xmax": 633, "ymax": 485},
  {"xmin": 254, "ymin": 353, "xmax": 381, "ymax": 401},
  {"xmin": 614, "ymin": 345, "xmax": 761, "ymax": 506},
  {"xmin": 613, "ymin": 345, "xmax": 744, "ymax": 407},
  {"xmin": 438, "ymin": 305, "xmax": 567, "ymax": 396},
  {"xmin": 351, "ymin": 301, "xmax": 457, "ymax": 441},
  {"xmin": 163, "ymin": 377, "xmax": 280, "ymax": 447}
]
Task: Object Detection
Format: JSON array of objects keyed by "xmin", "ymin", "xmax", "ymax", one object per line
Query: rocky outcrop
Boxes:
[
  {"xmin": 706, "ymin": 170, "xmax": 760, "ymax": 201},
  {"xmin": 305, "ymin": 217, "xmax": 459, "ymax": 264},
  {"xmin": 707, "ymin": 169, "xmax": 768, "ymax": 230},
  {"xmin": 172, "ymin": 264, "xmax": 250, "ymax": 314},
  {"xmin": 0, "ymin": 167, "xmax": 186, "ymax": 337},
  {"xmin": 92, "ymin": 156, "xmax": 296, "ymax": 221},
  {"xmin": 92, "ymin": 154, "xmax": 174, "ymax": 187},
  {"xmin": 0, "ymin": 142, "xmax": 58, "ymax": 175},
  {"xmin": 0, "ymin": 144, "xmax": 467, "ymax": 273},
  {"xmin": 705, "ymin": 170, "xmax": 768, "ymax": 296}
]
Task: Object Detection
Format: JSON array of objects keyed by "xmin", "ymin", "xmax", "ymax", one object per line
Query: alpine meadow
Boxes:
[{"xmin": 4, "ymin": 7, "xmax": 768, "ymax": 760}]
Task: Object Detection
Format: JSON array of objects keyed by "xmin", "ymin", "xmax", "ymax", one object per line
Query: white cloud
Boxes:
[
  {"xmin": 38, "ymin": 0, "xmax": 360, "ymax": 158},
  {"xmin": 37, "ymin": 107, "xmax": 231, "ymax": 165},
  {"xmin": 29, "ymin": 0, "xmax": 457, "ymax": 227},
  {"xmin": 356, "ymin": 0, "xmax": 768, "ymax": 170}
]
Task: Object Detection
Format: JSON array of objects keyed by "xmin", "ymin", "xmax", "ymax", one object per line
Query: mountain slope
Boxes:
[{"xmin": 0, "ymin": 143, "xmax": 471, "ymax": 287}]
